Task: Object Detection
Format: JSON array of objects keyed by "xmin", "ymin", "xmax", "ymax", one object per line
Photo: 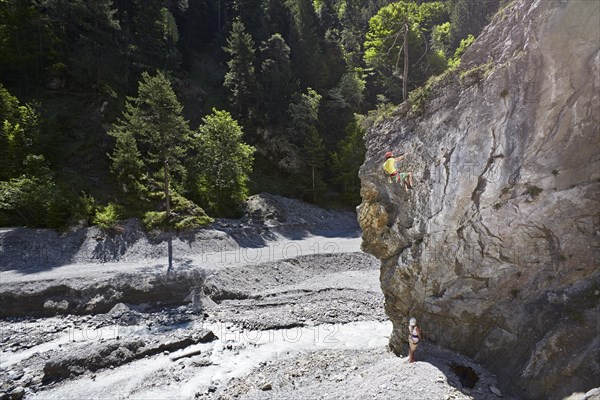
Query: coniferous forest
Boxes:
[{"xmin": 0, "ymin": 0, "xmax": 502, "ymax": 229}]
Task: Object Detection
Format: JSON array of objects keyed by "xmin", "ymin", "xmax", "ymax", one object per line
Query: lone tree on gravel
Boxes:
[{"xmin": 109, "ymin": 71, "xmax": 193, "ymax": 272}]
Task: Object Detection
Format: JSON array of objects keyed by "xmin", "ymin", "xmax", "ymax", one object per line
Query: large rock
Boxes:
[{"xmin": 358, "ymin": 1, "xmax": 599, "ymax": 399}]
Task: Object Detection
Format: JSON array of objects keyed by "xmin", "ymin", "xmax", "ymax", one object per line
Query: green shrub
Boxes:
[
  {"xmin": 526, "ymin": 185, "xmax": 543, "ymax": 199},
  {"xmin": 405, "ymin": 67, "xmax": 456, "ymax": 117},
  {"xmin": 360, "ymin": 95, "xmax": 399, "ymax": 128},
  {"xmin": 142, "ymin": 211, "xmax": 167, "ymax": 231},
  {"xmin": 94, "ymin": 203, "xmax": 121, "ymax": 230},
  {"xmin": 449, "ymin": 34, "xmax": 475, "ymax": 69},
  {"xmin": 459, "ymin": 61, "xmax": 493, "ymax": 84},
  {"xmin": 0, "ymin": 173, "xmax": 71, "ymax": 229},
  {"xmin": 408, "ymin": 85, "xmax": 430, "ymax": 116},
  {"xmin": 70, "ymin": 193, "xmax": 97, "ymax": 225},
  {"xmin": 174, "ymin": 216, "xmax": 213, "ymax": 231},
  {"xmin": 427, "ymin": 49, "xmax": 449, "ymax": 76},
  {"xmin": 139, "ymin": 190, "xmax": 213, "ymax": 232}
]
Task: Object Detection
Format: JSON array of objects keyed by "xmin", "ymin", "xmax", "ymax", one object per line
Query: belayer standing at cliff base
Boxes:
[
  {"xmin": 383, "ymin": 151, "xmax": 413, "ymax": 192},
  {"xmin": 408, "ymin": 317, "xmax": 422, "ymax": 363}
]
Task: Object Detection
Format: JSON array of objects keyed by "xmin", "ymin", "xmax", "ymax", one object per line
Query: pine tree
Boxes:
[
  {"xmin": 448, "ymin": 0, "xmax": 499, "ymax": 49},
  {"xmin": 288, "ymin": 87, "xmax": 321, "ymax": 142},
  {"xmin": 108, "ymin": 130, "xmax": 144, "ymax": 197},
  {"xmin": 108, "ymin": 71, "xmax": 192, "ymax": 220},
  {"xmin": 0, "ymin": 1, "xmax": 57, "ymax": 89},
  {"xmin": 331, "ymin": 121, "xmax": 365, "ymax": 204},
  {"xmin": 304, "ymin": 128, "xmax": 327, "ymax": 203},
  {"xmin": 285, "ymin": 87, "xmax": 323, "ymax": 180},
  {"xmin": 259, "ymin": 33, "xmax": 295, "ymax": 123},
  {"xmin": 224, "ymin": 17, "xmax": 257, "ymax": 121},
  {"xmin": 234, "ymin": 0, "xmax": 268, "ymax": 43},
  {"xmin": 328, "ymin": 70, "xmax": 366, "ymax": 110},
  {"xmin": 285, "ymin": 0, "xmax": 328, "ymax": 90}
]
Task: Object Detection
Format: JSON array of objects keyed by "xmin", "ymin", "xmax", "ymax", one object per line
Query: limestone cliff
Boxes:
[{"xmin": 357, "ymin": 0, "xmax": 600, "ymax": 398}]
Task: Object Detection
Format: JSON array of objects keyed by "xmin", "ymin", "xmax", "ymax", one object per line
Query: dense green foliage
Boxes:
[
  {"xmin": 193, "ymin": 109, "xmax": 255, "ymax": 216},
  {"xmin": 0, "ymin": 0, "xmax": 501, "ymax": 229},
  {"xmin": 364, "ymin": 1, "xmax": 448, "ymax": 102},
  {"xmin": 331, "ymin": 121, "xmax": 366, "ymax": 204},
  {"xmin": 0, "ymin": 155, "xmax": 73, "ymax": 228},
  {"xmin": 0, "ymin": 84, "xmax": 39, "ymax": 181},
  {"xmin": 108, "ymin": 72, "xmax": 251, "ymax": 228}
]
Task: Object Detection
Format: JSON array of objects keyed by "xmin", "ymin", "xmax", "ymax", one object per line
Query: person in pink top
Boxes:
[{"xmin": 408, "ymin": 317, "xmax": 422, "ymax": 363}]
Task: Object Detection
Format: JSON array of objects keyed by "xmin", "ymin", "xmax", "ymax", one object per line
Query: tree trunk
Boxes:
[
  {"xmin": 312, "ymin": 165, "xmax": 316, "ymax": 203},
  {"xmin": 164, "ymin": 159, "xmax": 173, "ymax": 273},
  {"xmin": 95, "ymin": 16, "xmax": 100, "ymax": 90},
  {"xmin": 164, "ymin": 159, "xmax": 170, "ymax": 219},
  {"xmin": 167, "ymin": 236, "xmax": 173, "ymax": 273},
  {"xmin": 37, "ymin": 22, "xmax": 43, "ymax": 81},
  {"xmin": 124, "ymin": 13, "xmax": 129, "ymax": 94},
  {"xmin": 217, "ymin": 0, "xmax": 221, "ymax": 32},
  {"xmin": 402, "ymin": 21, "xmax": 409, "ymax": 101}
]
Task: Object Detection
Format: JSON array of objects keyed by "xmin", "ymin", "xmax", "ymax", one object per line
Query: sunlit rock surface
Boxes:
[{"xmin": 358, "ymin": 0, "xmax": 600, "ymax": 398}]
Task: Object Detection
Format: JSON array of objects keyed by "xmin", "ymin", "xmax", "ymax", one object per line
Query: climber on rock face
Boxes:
[{"xmin": 383, "ymin": 151, "xmax": 413, "ymax": 192}]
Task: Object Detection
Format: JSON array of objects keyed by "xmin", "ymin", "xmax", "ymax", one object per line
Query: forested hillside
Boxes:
[{"xmin": 0, "ymin": 0, "xmax": 501, "ymax": 229}]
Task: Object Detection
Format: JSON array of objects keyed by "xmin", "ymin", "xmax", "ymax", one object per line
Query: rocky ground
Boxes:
[{"xmin": 2, "ymin": 194, "xmax": 593, "ymax": 400}]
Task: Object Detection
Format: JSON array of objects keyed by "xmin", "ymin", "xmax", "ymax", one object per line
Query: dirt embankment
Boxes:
[{"xmin": 0, "ymin": 193, "xmax": 360, "ymax": 318}]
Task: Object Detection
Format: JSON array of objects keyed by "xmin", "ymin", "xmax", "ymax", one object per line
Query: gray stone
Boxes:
[
  {"xmin": 490, "ymin": 385, "xmax": 503, "ymax": 397},
  {"xmin": 17, "ymin": 374, "xmax": 32, "ymax": 387},
  {"xmin": 9, "ymin": 387, "xmax": 24, "ymax": 400},
  {"xmin": 109, "ymin": 302, "xmax": 130, "ymax": 318},
  {"xmin": 7, "ymin": 371, "xmax": 23, "ymax": 382},
  {"xmin": 584, "ymin": 388, "xmax": 600, "ymax": 400}
]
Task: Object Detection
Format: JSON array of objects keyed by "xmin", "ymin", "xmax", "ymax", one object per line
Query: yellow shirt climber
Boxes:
[
  {"xmin": 383, "ymin": 151, "xmax": 413, "ymax": 192},
  {"xmin": 383, "ymin": 157, "xmax": 397, "ymax": 175}
]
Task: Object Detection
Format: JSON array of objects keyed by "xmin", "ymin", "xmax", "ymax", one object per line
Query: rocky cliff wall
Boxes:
[{"xmin": 357, "ymin": 0, "xmax": 600, "ymax": 398}]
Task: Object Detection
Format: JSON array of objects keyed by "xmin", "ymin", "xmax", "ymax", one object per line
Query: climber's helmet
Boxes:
[
  {"xmin": 409, "ymin": 317, "xmax": 417, "ymax": 326},
  {"xmin": 385, "ymin": 151, "xmax": 394, "ymax": 159}
]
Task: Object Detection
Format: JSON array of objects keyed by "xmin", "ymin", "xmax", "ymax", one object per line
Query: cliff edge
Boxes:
[{"xmin": 357, "ymin": 0, "xmax": 600, "ymax": 398}]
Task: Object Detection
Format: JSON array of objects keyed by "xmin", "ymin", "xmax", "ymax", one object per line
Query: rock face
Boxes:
[{"xmin": 357, "ymin": 1, "xmax": 599, "ymax": 399}]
